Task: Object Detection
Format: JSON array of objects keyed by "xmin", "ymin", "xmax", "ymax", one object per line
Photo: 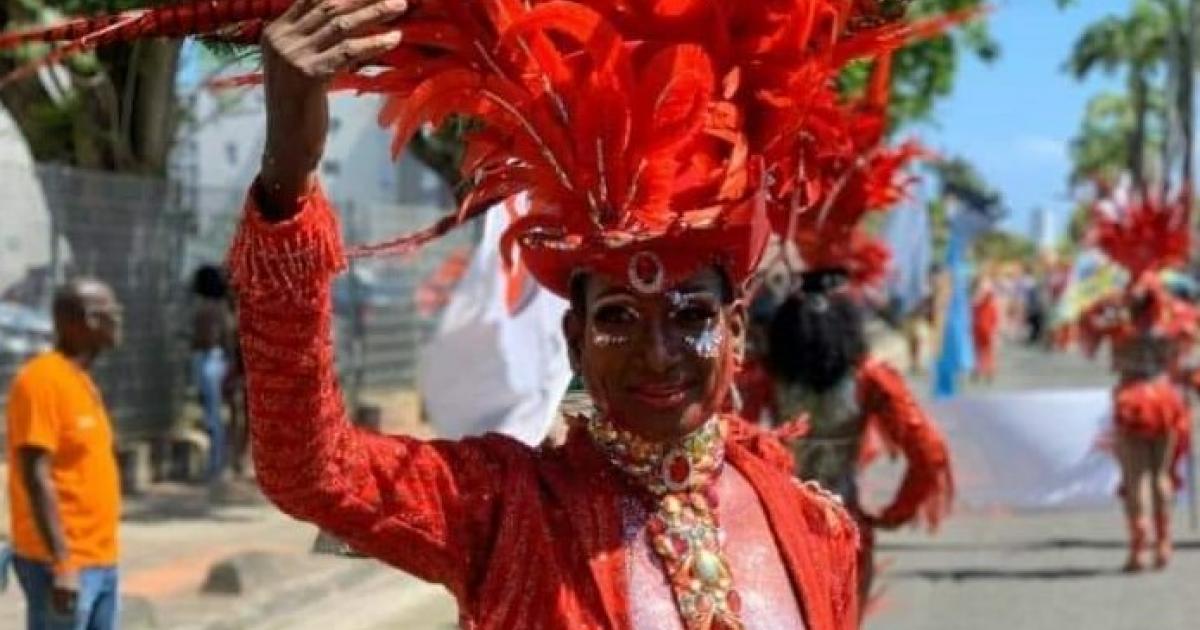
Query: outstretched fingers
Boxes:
[{"xmin": 309, "ymin": 29, "xmax": 403, "ymax": 77}]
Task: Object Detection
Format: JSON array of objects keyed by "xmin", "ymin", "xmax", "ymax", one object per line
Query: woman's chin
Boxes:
[{"xmin": 614, "ymin": 401, "xmax": 710, "ymax": 442}]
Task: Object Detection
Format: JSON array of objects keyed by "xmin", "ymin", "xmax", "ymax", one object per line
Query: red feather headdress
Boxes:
[
  {"xmin": 768, "ymin": 51, "xmax": 930, "ymax": 291},
  {"xmin": 1091, "ymin": 189, "xmax": 1190, "ymax": 280},
  {"xmin": 0, "ymin": 0, "xmax": 954, "ymax": 297}
]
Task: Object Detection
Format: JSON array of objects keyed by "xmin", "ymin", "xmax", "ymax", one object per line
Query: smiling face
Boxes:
[{"xmin": 564, "ymin": 266, "xmax": 745, "ymax": 442}]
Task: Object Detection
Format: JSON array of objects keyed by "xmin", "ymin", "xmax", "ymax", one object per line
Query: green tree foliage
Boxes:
[
  {"xmin": 1, "ymin": 0, "xmax": 183, "ymax": 173},
  {"xmin": 839, "ymin": 0, "xmax": 998, "ymax": 130},
  {"xmin": 1060, "ymin": 0, "xmax": 1196, "ymax": 202},
  {"xmin": 1064, "ymin": 0, "xmax": 1171, "ymax": 196},
  {"xmin": 1069, "ymin": 90, "xmax": 1165, "ymax": 186}
]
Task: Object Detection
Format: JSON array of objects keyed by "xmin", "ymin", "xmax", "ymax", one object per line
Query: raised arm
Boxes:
[
  {"xmin": 856, "ymin": 359, "xmax": 953, "ymax": 531},
  {"xmin": 227, "ymin": 0, "xmax": 517, "ymax": 597}
]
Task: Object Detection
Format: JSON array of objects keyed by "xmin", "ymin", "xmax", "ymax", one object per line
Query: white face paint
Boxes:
[
  {"xmin": 590, "ymin": 295, "xmax": 638, "ymax": 348},
  {"xmin": 592, "ymin": 331, "xmax": 631, "ymax": 347},
  {"xmin": 664, "ymin": 289, "xmax": 689, "ymax": 310},
  {"xmin": 684, "ymin": 325, "xmax": 724, "ymax": 358},
  {"xmin": 668, "ymin": 290, "xmax": 725, "ymax": 359}
]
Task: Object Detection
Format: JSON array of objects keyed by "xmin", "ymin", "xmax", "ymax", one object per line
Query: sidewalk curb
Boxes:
[{"xmin": 135, "ymin": 556, "xmax": 381, "ymax": 630}]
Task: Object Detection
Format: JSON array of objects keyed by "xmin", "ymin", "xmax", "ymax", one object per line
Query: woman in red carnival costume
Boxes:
[
  {"xmin": 762, "ymin": 53, "xmax": 954, "ymax": 608},
  {"xmin": 0, "ymin": 1, "xmax": 985, "ymax": 628},
  {"xmin": 1078, "ymin": 188, "xmax": 1197, "ymax": 572},
  {"xmin": 971, "ymin": 268, "xmax": 1000, "ymax": 382}
]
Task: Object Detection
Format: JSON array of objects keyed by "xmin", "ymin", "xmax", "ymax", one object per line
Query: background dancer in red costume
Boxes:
[
  {"xmin": 0, "ymin": 1, "xmax": 987, "ymax": 628},
  {"xmin": 766, "ymin": 258, "xmax": 954, "ymax": 608},
  {"xmin": 971, "ymin": 268, "xmax": 1000, "ymax": 383},
  {"xmin": 1078, "ymin": 189, "xmax": 1197, "ymax": 573},
  {"xmin": 762, "ymin": 53, "xmax": 954, "ymax": 609}
]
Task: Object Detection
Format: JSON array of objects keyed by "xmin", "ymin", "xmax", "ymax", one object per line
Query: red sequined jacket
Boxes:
[{"xmin": 227, "ymin": 185, "xmax": 860, "ymax": 630}]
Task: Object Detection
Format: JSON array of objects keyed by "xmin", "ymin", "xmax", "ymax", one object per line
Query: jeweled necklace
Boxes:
[{"xmin": 585, "ymin": 415, "xmax": 745, "ymax": 630}]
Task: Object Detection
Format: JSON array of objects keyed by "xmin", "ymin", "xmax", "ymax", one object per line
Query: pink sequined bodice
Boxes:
[{"xmin": 625, "ymin": 467, "xmax": 807, "ymax": 630}]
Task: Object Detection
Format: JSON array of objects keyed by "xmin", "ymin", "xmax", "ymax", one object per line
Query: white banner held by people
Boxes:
[{"xmin": 930, "ymin": 389, "xmax": 1120, "ymax": 510}]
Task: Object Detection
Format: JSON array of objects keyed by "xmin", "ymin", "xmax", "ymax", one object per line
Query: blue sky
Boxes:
[{"xmin": 917, "ymin": 0, "xmax": 1126, "ymax": 239}]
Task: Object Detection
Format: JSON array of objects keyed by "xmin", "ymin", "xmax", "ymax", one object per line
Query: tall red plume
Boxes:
[
  {"xmin": 2, "ymin": 0, "xmax": 971, "ymax": 295},
  {"xmin": 1092, "ymin": 190, "xmax": 1191, "ymax": 279}
]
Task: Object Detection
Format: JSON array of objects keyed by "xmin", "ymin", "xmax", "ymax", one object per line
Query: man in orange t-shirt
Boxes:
[{"xmin": 5, "ymin": 278, "xmax": 122, "ymax": 630}]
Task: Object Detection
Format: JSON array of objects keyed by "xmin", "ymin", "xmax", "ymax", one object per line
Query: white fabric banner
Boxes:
[
  {"xmin": 418, "ymin": 195, "xmax": 572, "ymax": 446},
  {"xmin": 930, "ymin": 389, "xmax": 1121, "ymax": 510}
]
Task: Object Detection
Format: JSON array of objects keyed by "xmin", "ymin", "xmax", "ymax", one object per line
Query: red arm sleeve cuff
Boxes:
[
  {"xmin": 227, "ymin": 181, "xmax": 514, "ymax": 598},
  {"xmin": 857, "ymin": 359, "xmax": 954, "ymax": 530}
]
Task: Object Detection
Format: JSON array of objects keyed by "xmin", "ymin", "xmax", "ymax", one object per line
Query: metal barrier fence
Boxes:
[
  {"xmin": 1, "ymin": 162, "xmax": 466, "ymax": 445},
  {"xmin": 2, "ymin": 164, "xmax": 189, "ymax": 441}
]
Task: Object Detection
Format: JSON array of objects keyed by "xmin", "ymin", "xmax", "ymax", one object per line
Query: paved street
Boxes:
[
  {"xmin": 869, "ymin": 337, "xmax": 1200, "ymax": 630},
  {"xmin": 869, "ymin": 508, "xmax": 1200, "ymax": 629}
]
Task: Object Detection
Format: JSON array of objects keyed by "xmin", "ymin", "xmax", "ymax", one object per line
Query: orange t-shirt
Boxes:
[{"xmin": 5, "ymin": 351, "xmax": 120, "ymax": 569}]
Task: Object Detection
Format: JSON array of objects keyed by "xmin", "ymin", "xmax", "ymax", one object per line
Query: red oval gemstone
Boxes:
[
  {"xmin": 727, "ymin": 589, "xmax": 742, "ymax": 613},
  {"xmin": 635, "ymin": 253, "xmax": 659, "ymax": 283},
  {"xmin": 667, "ymin": 455, "xmax": 691, "ymax": 484}
]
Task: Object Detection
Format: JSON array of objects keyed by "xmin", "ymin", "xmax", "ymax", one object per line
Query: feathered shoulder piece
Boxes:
[
  {"xmin": 1, "ymin": 0, "xmax": 951, "ymax": 297},
  {"xmin": 856, "ymin": 358, "xmax": 953, "ymax": 530},
  {"xmin": 1078, "ymin": 272, "xmax": 1198, "ymax": 353}
]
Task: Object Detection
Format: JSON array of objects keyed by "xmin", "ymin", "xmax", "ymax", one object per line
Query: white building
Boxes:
[
  {"xmin": 170, "ymin": 45, "xmax": 453, "ymax": 266},
  {"xmin": 1031, "ymin": 206, "xmax": 1056, "ymax": 253},
  {"xmin": 0, "ymin": 105, "xmax": 54, "ymax": 302}
]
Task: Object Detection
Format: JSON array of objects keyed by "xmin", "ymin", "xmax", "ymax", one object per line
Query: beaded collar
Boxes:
[
  {"xmin": 584, "ymin": 415, "xmax": 745, "ymax": 630},
  {"xmin": 584, "ymin": 415, "xmax": 727, "ymax": 496}
]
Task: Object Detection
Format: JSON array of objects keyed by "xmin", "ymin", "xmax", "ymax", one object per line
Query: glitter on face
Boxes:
[
  {"xmin": 592, "ymin": 331, "xmax": 631, "ymax": 347},
  {"xmin": 664, "ymin": 290, "xmax": 689, "ymax": 310},
  {"xmin": 685, "ymin": 325, "xmax": 724, "ymax": 358}
]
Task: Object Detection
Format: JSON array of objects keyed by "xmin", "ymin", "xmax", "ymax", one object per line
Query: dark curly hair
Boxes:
[
  {"xmin": 191, "ymin": 264, "xmax": 228, "ymax": 300},
  {"xmin": 767, "ymin": 289, "xmax": 866, "ymax": 393}
]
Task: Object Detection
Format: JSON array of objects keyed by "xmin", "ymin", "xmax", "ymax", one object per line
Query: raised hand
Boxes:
[{"xmin": 258, "ymin": 0, "xmax": 410, "ymax": 216}]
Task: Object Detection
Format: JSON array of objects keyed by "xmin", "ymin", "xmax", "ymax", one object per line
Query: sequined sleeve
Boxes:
[
  {"xmin": 856, "ymin": 360, "xmax": 953, "ymax": 530},
  {"xmin": 227, "ymin": 182, "xmax": 516, "ymax": 597},
  {"xmin": 796, "ymin": 480, "xmax": 861, "ymax": 629}
]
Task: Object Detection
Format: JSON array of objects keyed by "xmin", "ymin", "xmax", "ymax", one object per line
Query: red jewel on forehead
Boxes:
[{"xmin": 628, "ymin": 251, "xmax": 665, "ymax": 294}]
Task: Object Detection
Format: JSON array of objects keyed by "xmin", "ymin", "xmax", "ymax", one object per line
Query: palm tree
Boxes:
[
  {"xmin": 1065, "ymin": 0, "xmax": 1171, "ymax": 199},
  {"xmin": 1062, "ymin": 0, "xmax": 1197, "ymax": 208},
  {"xmin": 1069, "ymin": 91, "xmax": 1166, "ymax": 187}
]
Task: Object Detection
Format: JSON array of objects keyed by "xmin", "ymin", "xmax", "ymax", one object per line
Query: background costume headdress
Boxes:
[
  {"xmin": 768, "ymin": 51, "xmax": 928, "ymax": 293},
  {"xmin": 1091, "ymin": 184, "xmax": 1190, "ymax": 281},
  {"xmin": 1081, "ymin": 183, "xmax": 1195, "ymax": 348},
  {"xmin": 1, "ymin": 0, "xmax": 965, "ymax": 299}
]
